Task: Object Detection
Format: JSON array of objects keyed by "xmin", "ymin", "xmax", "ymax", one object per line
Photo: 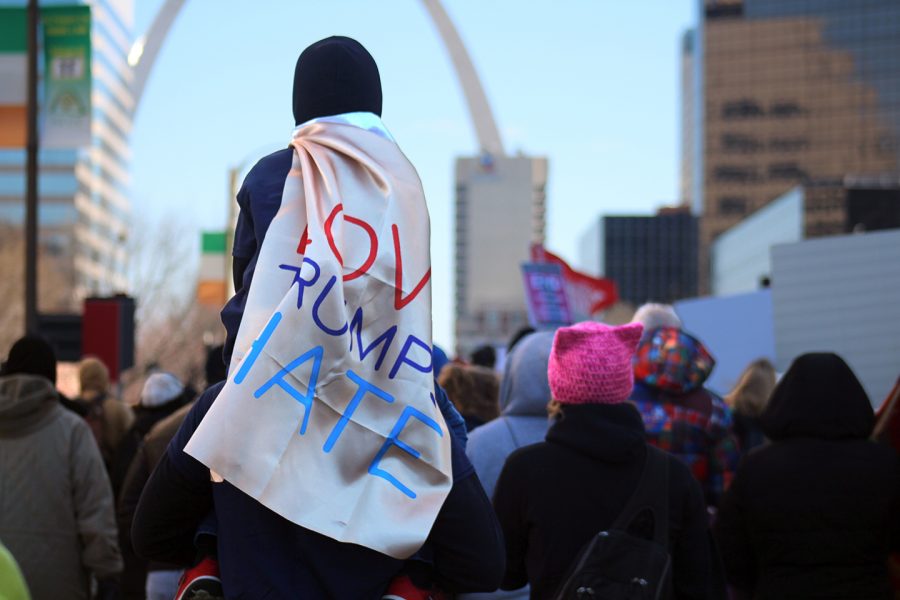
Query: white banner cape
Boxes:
[{"xmin": 185, "ymin": 115, "xmax": 452, "ymax": 559}]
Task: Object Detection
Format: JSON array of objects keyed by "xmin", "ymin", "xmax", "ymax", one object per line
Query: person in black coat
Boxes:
[
  {"xmin": 131, "ymin": 36, "xmax": 505, "ymax": 599},
  {"xmin": 493, "ymin": 321, "xmax": 721, "ymax": 600},
  {"xmin": 714, "ymin": 353, "xmax": 900, "ymax": 599},
  {"xmin": 111, "ymin": 372, "xmax": 193, "ymax": 495},
  {"xmin": 112, "ymin": 372, "xmax": 192, "ymax": 600}
]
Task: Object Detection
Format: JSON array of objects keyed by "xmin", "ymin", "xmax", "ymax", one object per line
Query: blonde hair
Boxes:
[
  {"xmin": 726, "ymin": 358, "xmax": 777, "ymax": 417},
  {"xmin": 438, "ymin": 364, "xmax": 500, "ymax": 424},
  {"xmin": 79, "ymin": 357, "xmax": 110, "ymax": 396},
  {"xmin": 547, "ymin": 399, "xmax": 563, "ymax": 421}
]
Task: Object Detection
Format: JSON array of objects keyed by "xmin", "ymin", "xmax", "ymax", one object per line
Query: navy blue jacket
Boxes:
[
  {"xmin": 170, "ymin": 138, "xmax": 498, "ymax": 597},
  {"xmin": 132, "ymin": 382, "xmax": 503, "ymax": 599},
  {"xmin": 222, "ymin": 148, "xmax": 294, "ymax": 364}
]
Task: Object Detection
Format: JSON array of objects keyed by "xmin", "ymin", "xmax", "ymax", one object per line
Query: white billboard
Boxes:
[{"xmin": 771, "ymin": 230, "xmax": 900, "ymax": 407}]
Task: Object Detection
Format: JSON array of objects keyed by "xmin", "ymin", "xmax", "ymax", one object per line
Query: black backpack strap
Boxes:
[{"xmin": 611, "ymin": 445, "xmax": 670, "ymax": 547}]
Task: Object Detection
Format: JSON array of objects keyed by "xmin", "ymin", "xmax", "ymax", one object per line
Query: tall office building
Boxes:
[
  {"xmin": 680, "ymin": 28, "xmax": 696, "ymax": 208},
  {"xmin": 454, "ymin": 154, "xmax": 547, "ymax": 358},
  {"xmin": 688, "ymin": 0, "xmax": 900, "ymax": 291},
  {"xmin": 0, "ymin": 0, "xmax": 132, "ymax": 311},
  {"xmin": 578, "ymin": 206, "xmax": 698, "ymax": 308}
]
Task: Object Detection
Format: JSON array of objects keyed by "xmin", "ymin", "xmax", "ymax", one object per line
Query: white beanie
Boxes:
[
  {"xmin": 141, "ymin": 372, "xmax": 184, "ymax": 408},
  {"xmin": 631, "ymin": 303, "xmax": 682, "ymax": 332}
]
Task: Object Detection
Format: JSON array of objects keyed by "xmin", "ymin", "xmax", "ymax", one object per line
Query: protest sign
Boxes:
[
  {"xmin": 530, "ymin": 244, "xmax": 618, "ymax": 319},
  {"xmin": 186, "ymin": 117, "xmax": 451, "ymax": 559},
  {"xmin": 521, "ymin": 262, "xmax": 572, "ymax": 328}
]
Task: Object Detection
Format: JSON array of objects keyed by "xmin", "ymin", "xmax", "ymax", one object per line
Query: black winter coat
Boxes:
[
  {"xmin": 493, "ymin": 403, "xmax": 722, "ymax": 600},
  {"xmin": 110, "ymin": 393, "xmax": 192, "ymax": 495},
  {"xmin": 112, "ymin": 393, "xmax": 191, "ymax": 600},
  {"xmin": 714, "ymin": 353, "xmax": 900, "ymax": 599}
]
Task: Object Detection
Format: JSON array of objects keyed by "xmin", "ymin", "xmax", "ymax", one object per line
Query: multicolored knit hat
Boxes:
[
  {"xmin": 633, "ymin": 326, "xmax": 715, "ymax": 394},
  {"xmin": 548, "ymin": 321, "xmax": 644, "ymax": 405}
]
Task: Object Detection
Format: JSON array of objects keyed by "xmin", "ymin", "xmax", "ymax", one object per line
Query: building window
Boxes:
[
  {"xmin": 705, "ymin": 0, "xmax": 743, "ymax": 19},
  {"xmin": 718, "ymin": 197, "xmax": 747, "ymax": 216},
  {"xmin": 722, "ymin": 99, "xmax": 764, "ymax": 119},
  {"xmin": 722, "ymin": 133, "xmax": 763, "ymax": 153},
  {"xmin": 769, "ymin": 101, "xmax": 805, "ymax": 118},
  {"xmin": 768, "ymin": 162, "xmax": 808, "ymax": 181},
  {"xmin": 769, "ymin": 137, "xmax": 810, "ymax": 152},
  {"xmin": 806, "ymin": 221, "xmax": 844, "ymax": 237},
  {"xmin": 878, "ymin": 134, "xmax": 898, "ymax": 155},
  {"xmin": 714, "ymin": 165, "xmax": 759, "ymax": 183}
]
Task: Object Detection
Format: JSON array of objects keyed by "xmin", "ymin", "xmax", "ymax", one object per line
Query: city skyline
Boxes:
[{"xmin": 127, "ymin": 0, "xmax": 694, "ymax": 350}]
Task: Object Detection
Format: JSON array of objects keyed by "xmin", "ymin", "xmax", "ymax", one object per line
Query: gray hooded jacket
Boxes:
[
  {"xmin": 0, "ymin": 375, "xmax": 122, "ymax": 599},
  {"xmin": 462, "ymin": 331, "xmax": 554, "ymax": 600},
  {"xmin": 466, "ymin": 331, "xmax": 554, "ymax": 499}
]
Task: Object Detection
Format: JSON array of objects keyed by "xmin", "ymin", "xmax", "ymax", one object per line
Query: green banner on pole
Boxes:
[
  {"xmin": 0, "ymin": 8, "xmax": 28, "ymax": 147},
  {"xmin": 41, "ymin": 5, "xmax": 91, "ymax": 148},
  {"xmin": 0, "ymin": 8, "xmax": 27, "ymax": 53},
  {"xmin": 202, "ymin": 231, "xmax": 228, "ymax": 254}
]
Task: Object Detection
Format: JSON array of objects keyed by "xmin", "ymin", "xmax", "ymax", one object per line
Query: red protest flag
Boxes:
[{"xmin": 530, "ymin": 244, "xmax": 618, "ymax": 318}]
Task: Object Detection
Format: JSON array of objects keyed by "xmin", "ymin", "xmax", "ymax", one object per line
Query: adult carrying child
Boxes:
[{"xmin": 132, "ymin": 36, "xmax": 503, "ymax": 599}]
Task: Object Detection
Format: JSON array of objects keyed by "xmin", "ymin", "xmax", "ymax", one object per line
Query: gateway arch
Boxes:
[
  {"xmin": 130, "ymin": 0, "xmax": 505, "ymax": 155},
  {"xmin": 130, "ymin": 0, "xmax": 546, "ymax": 355}
]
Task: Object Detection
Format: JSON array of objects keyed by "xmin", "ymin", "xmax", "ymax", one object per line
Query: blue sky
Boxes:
[{"xmin": 130, "ymin": 0, "xmax": 695, "ymax": 350}]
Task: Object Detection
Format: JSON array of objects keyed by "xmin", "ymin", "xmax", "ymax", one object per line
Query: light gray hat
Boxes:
[
  {"xmin": 141, "ymin": 372, "xmax": 184, "ymax": 407},
  {"xmin": 631, "ymin": 303, "xmax": 682, "ymax": 332}
]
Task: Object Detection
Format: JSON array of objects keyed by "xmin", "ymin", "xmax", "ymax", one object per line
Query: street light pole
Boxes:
[{"xmin": 25, "ymin": 0, "xmax": 39, "ymax": 334}]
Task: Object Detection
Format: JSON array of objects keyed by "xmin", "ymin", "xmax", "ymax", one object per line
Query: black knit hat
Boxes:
[
  {"xmin": 761, "ymin": 353, "xmax": 873, "ymax": 441},
  {"xmin": 2, "ymin": 335, "xmax": 58, "ymax": 384},
  {"xmin": 292, "ymin": 36, "xmax": 382, "ymax": 126}
]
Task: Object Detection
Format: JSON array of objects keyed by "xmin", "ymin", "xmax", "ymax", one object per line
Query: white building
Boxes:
[
  {"xmin": 711, "ymin": 188, "xmax": 803, "ymax": 297},
  {"xmin": 771, "ymin": 229, "xmax": 900, "ymax": 406},
  {"xmin": 576, "ymin": 216, "xmax": 602, "ymax": 277},
  {"xmin": 454, "ymin": 154, "xmax": 547, "ymax": 357},
  {"xmin": 711, "ymin": 179, "xmax": 900, "ymax": 296}
]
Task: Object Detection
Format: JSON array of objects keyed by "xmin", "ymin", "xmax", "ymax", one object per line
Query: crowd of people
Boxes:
[
  {"xmin": 3, "ymin": 304, "xmax": 899, "ymax": 599},
  {"xmin": 2, "ymin": 35, "xmax": 900, "ymax": 600},
  {"xmin": 0, "ymin": 336, "xmax": 224, "ymax": 600}
]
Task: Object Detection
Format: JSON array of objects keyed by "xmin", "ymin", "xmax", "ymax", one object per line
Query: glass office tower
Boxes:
[
  {"xmin": 579, "ymin": 207, "xmax": 699, "ymax": 308},
  {"xmin": 690, "ymin": 0, "xmax": 900, "ymax": 291}
]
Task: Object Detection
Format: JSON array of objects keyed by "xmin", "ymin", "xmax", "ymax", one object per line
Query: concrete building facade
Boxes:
[
  {"xmin": 454, "ymin": 154, "xmax": 547, "ymax": 357},
  {"xmin": 771, "ymin": 228, "xmax": 900, "ymax": 406}
]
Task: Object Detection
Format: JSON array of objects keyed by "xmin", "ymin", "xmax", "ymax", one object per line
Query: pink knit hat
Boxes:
[{"xmin": 548, "ymin": 321, "xmax": 644, "ymax": 405}]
